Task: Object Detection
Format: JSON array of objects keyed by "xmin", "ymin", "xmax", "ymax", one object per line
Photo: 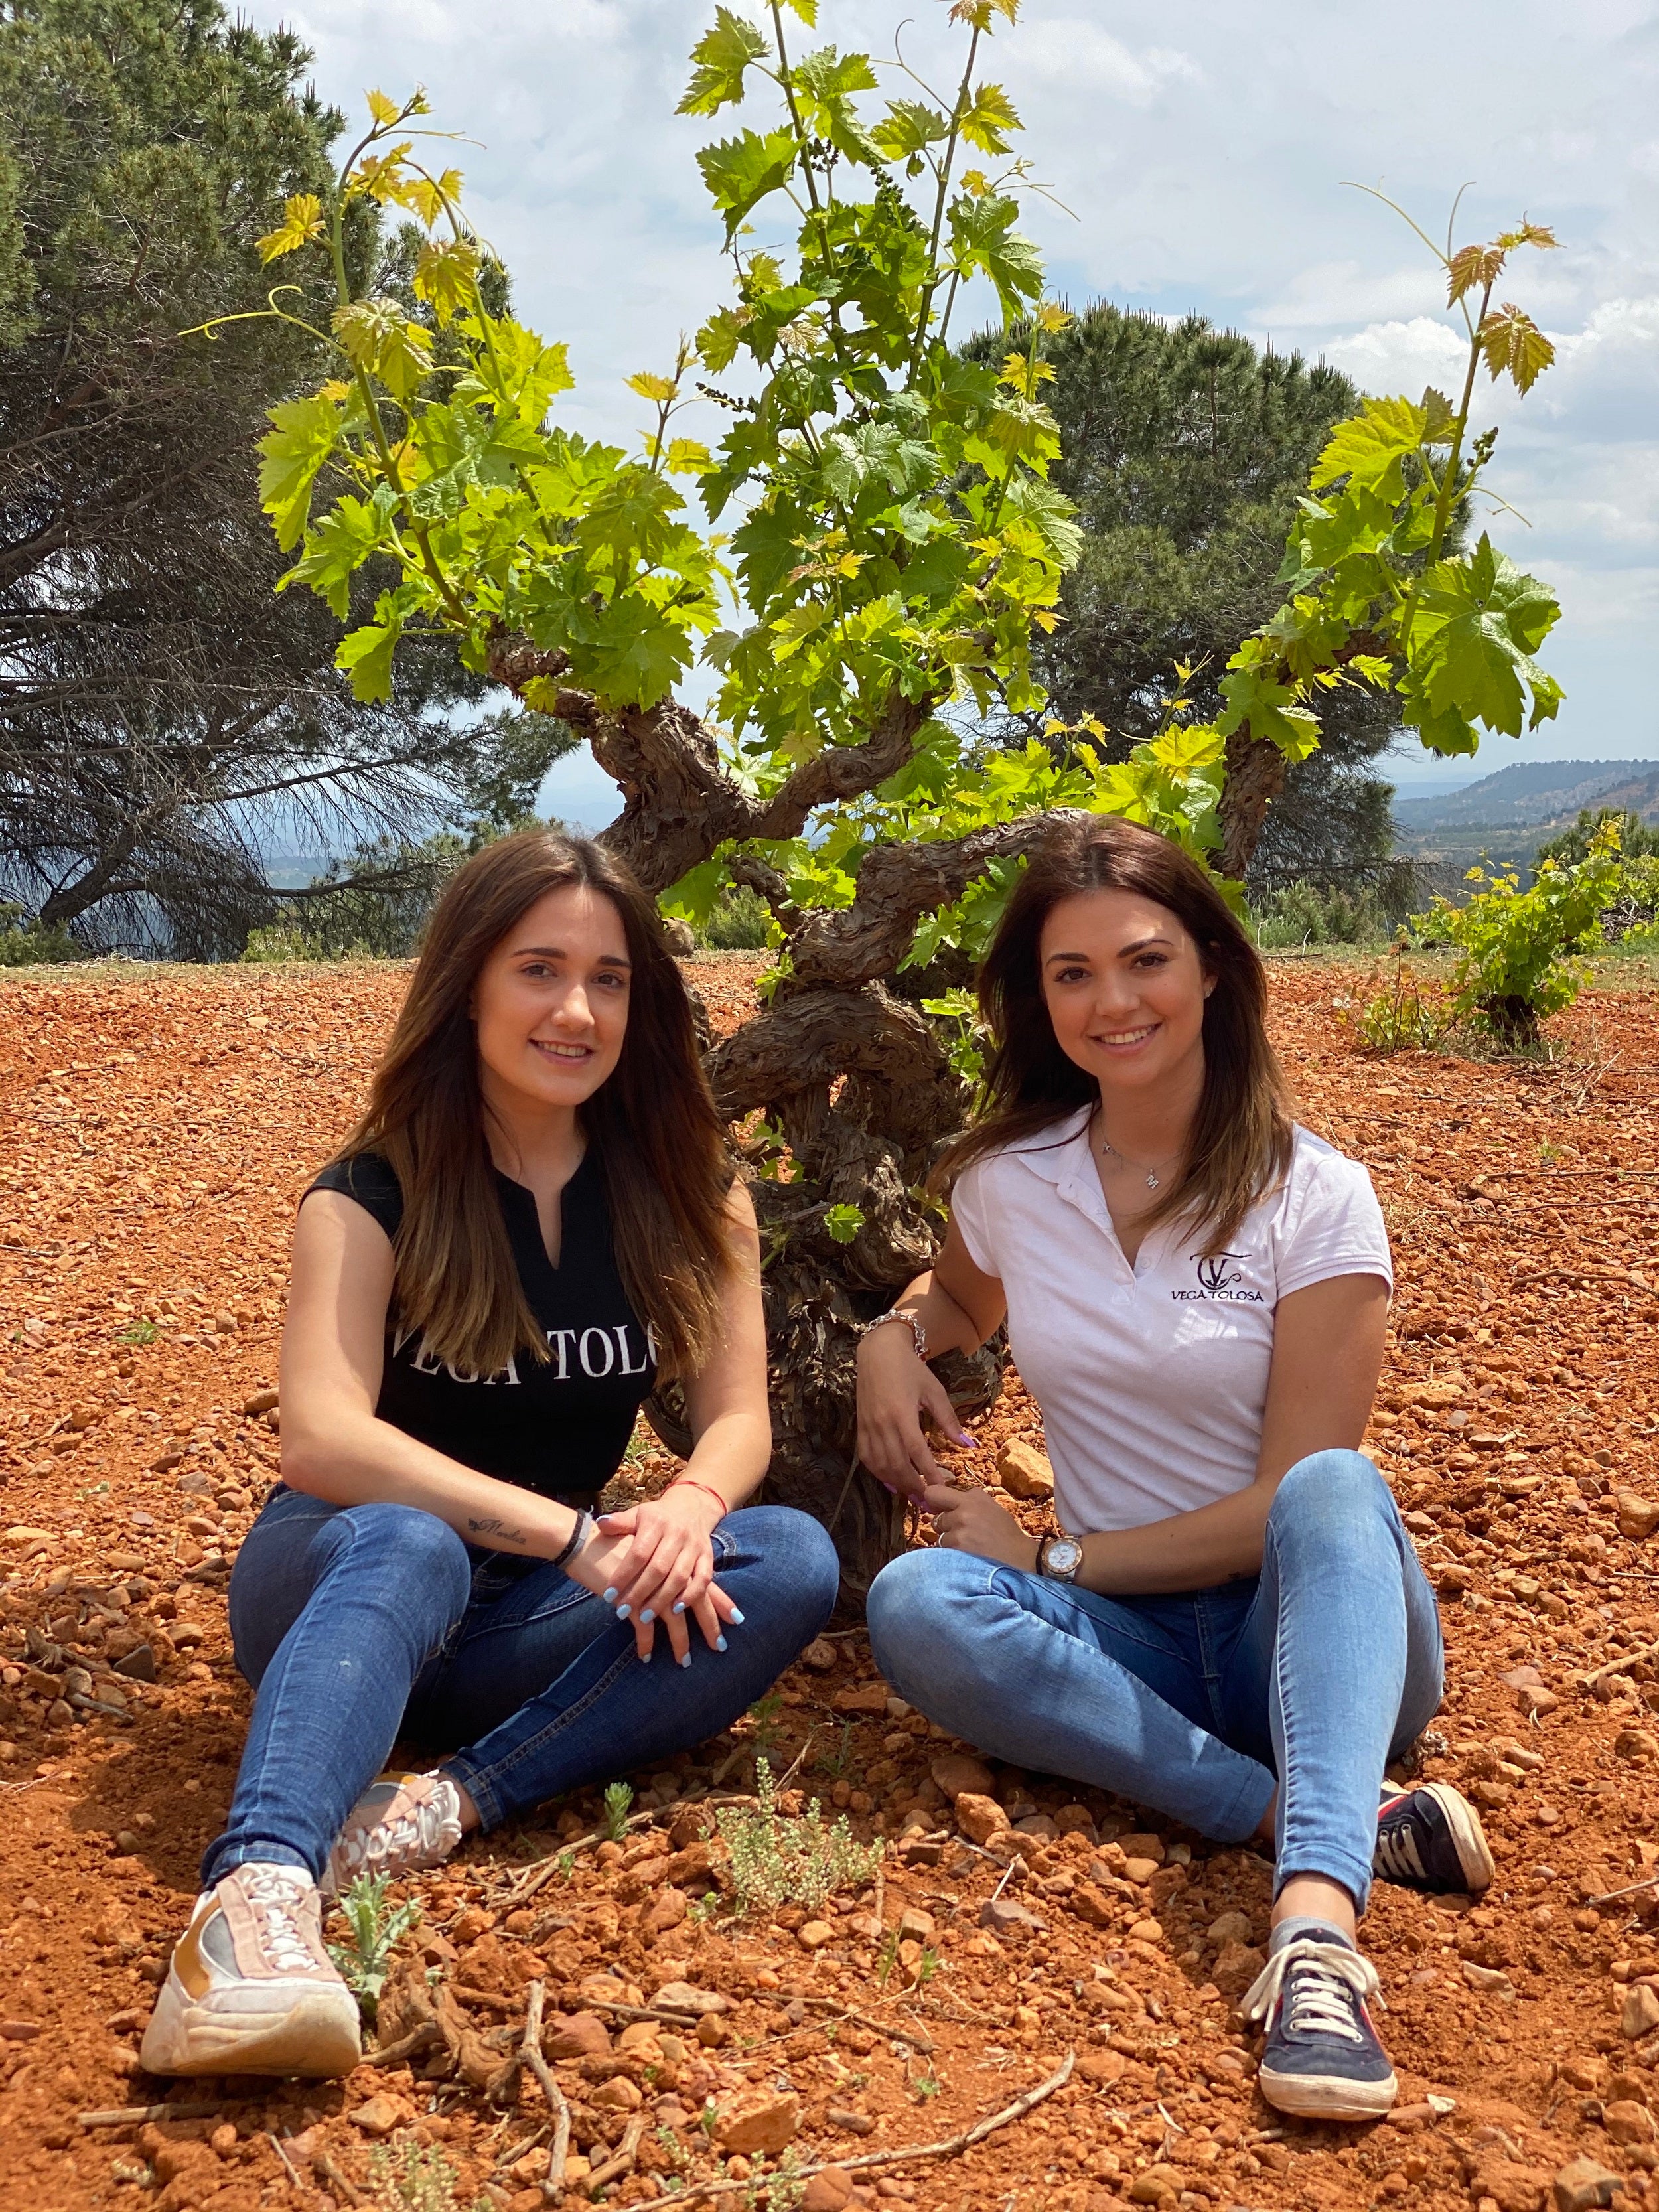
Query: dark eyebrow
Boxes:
[
  {"xmin": 1043, "ymin": 934, "xmax": 1175, "ymax": 964},
  {"xmin": 512, "ymin": 944, "xmax": 632, "ymax": 966}
]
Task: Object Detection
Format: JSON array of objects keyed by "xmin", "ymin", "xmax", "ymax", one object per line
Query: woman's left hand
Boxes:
[
  {"xmin": 922, "ymin": 1483, "xmax": 1040, "ymax": 1572},
  {"xmin": 595, "ymin": 1485, "xmax": 737, "ymax": 1664}
]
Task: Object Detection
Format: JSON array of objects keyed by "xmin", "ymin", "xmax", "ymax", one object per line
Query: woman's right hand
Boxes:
[
  {"xmin": 855, "ymin": 1323, "xmax": 973, "ymax": 1499},
  {"xmin": 562, "ymin": 1514, "xmax": 734, "ymax": 1666}
]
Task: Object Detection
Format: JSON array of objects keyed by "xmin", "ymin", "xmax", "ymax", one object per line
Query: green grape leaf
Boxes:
[
  {"xmin": 958, "ymin": 82, "xmax": 1020, "ymax": 155},
  {"xmin": 695, "ymin": 305, "xmax": 751, "ymax": 372},
  {"xmin": 822, "ymin": 1203, "xmax": 865, "ymax": 1245},
  {"xmin": 411, "ymin": 238, "xmax": 481, "ymax": 325},
  {"xmin": 794, "ymin": 46, "xmax": 882, "ymax": 163},
  {"xmin": 573, "ymin": 595, "xmax": 695, "ymax": 708},
  {"xmin": 257, "ymin": 393, "xmax": 341, "ymax": 551},
  {"xmin": 871, "ymin": 98, "xmax": 950, "ymax": 163},
  {"xmin": 996, "ymin": 474, "xmax": 1082, "ymax": 567},
  {"xmin": 947, "ymin": 192, "xmax": 1043, "ymax": 319},
  {"xmin": 336, "ymin": 601, "xmax": 405, "ymax": 703},
  {"xmin": 576, "ymin": 465, "xmax": 684, "ymax": 567},
  {"xmin": 277, "ymin": 490, "xmax": 391, "ymax": 617},
  {"xmin": 1411, "ymin": 535, "xmax": 1563, "ymax": 737},
  {"xmin": 452, "ymin": 315, "xmax": 575, "ymax": 425},
  {"xmin": 680, "ymin": 7, "xmax": 770, "ymax": 116},
  {"xmin": 1309, "ymin": 395, "xmax": 1428, "ymax": 500},
  {"xmin": 332, "ymin": 297, "xmax": 433, "ymax": 401},
  {"xmin": 256, "ymin": 192, "xmax": 326, "ymax": 265},
  {"xmin": 697, "ymin": 128, "xmax": 800, "ymax": 238}
]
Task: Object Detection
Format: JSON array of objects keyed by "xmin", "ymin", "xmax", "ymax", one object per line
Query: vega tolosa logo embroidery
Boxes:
[{"xmin": 1171, "ymin": 1252, "xmax": 1265, "ymax": 1304}]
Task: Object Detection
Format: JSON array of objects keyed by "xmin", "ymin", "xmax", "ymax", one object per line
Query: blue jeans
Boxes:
[
  {"xmin": 202, "ymin": 1489, "xmax": 839, "ymax": 1890},
  {"xmin": 867, "ymin": 1451, "xmax": 1442, "ymax": 1913}
]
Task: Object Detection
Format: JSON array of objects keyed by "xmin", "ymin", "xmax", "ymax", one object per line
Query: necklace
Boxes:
[{"xmin": 1096, "ymin": 1124, "xmax": 1179, "ymax": 1192}]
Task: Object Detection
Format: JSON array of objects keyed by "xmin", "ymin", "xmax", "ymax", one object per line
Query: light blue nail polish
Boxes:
[
  {"xmin": 616, "ymin": 1605, "xmax": 630, "ymax": 1621},
  {"xmin": 640, "ymin": 1608, "xmax": 656, "ymax": 1624},
  {"xmin": 715, "ymin": 1635, "xmax": 728, "ymax": 1653},
  {"xmin": 640, "ymin": 1647, "xmax": 651, "ymax": 1664},
  {"xmin": 679, "ymin": 1652, "xmax": 691, "ymax": 1668},
  {"xmin": 728, "ymin": 1607, "xmax": 745, "ymax": 1625},
  {"xmin": 603, "ymin": 1587, "xmax": 618, "ymax": 1604},
  {"xmin": 672, "ymin": 1600, "xmax": 685, "ymax": 1615}
]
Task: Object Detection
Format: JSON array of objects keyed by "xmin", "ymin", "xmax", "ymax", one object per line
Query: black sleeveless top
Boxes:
[{"xmin": 309, "ymin": 1149, "xmax": 657, "ymax": 1507}]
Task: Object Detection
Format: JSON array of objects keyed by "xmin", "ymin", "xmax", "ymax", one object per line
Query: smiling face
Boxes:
[
  {"xmin": 1039, "ymin": 887, "xmax": 1214, "ymax": 1105},
  {"xmin": 470, "ymin": 882, "xmax": 632, "ymax": 1119}
]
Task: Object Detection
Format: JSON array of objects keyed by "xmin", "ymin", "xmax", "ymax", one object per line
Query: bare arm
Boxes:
[
  {"xmin": 854, "ymin": 1218, "xmax": 1007, "ymax": 1497},
  {"xmin": 925, "ymin": 1271, "xmax": 1391, "ymax": 1593}
]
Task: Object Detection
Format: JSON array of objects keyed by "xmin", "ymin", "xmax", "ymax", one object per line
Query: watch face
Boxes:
[{"xmin": 1045, "ymin": 1538, "xmax": 1082, "ymax": 1574}]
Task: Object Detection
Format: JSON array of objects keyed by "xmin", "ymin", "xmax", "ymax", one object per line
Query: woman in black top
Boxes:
[{"xmin": 142, "ymin": 832, "xmax": 839, "ymax": 2080}]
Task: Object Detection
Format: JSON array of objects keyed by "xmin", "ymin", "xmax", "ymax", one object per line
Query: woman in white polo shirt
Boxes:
[{"xmin": 857, "ymin": 815, "xmax": 1491, "ymax": 2125}]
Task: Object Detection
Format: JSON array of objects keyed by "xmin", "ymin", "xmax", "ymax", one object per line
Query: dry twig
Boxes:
[
  {"xmin": 585, "ymin": 2112, "xmax": 648, "ymax": 2194},
  {"xmin": 673, "ymin": 2049, "xmax": 1076, "ymax": 2203},
  {"xmin": 365, "ymin": 2020, "xmax": 442, "ymax": 2067},
  {"xmin": 315, "ymin": 2151, "xmax": 366, "ymax": 2205},
  {"xmin": 1580, "ymin": 1637, "xmax": 1659, "ymax": 1690},
  {"xmin": 78, "ymin": 2099, "xmax": 232, "ymax": 2127}
]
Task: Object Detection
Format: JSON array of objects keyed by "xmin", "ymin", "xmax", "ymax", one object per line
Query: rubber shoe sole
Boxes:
[
  {"xmin": 1258, "ymin": 2053, "xmax": 1399, "ymax": 2122},
  {"xmin": 140, "ymin": 1969, "xmax": 362, "ymax": 2078}
]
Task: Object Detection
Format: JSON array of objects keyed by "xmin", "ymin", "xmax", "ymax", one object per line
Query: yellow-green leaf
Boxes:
[
  {"xmin": 958, "ymin": 82, "xmax": 1019, "ymax": 155},
  {"xmin": 1480, "ymin": 303, "xmax": 1555, "ymax": 394},
  {"xmin": 332, "ymin": 297, "xmax": 433, "ymax": 402},
  {"xmin": 627, "ymin": 371, "xmax": 680, "ymax": 402},
  {"xmin": 255, "ymin": 192, "xmax": 325, "ymax": 265},
  {"xmin": 366, "ymin": 88, "xmax": 402, "ymax": 124},
  {"xmin": 257, "ymin": 393, "xmax": 340, "ymax": 551},
  {"xmin": 412, "ymin": 238, "xmax": 480, "ymax": 325}
]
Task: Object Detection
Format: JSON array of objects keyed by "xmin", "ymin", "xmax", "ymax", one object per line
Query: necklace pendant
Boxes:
[{"xmin": 1145, "ymin": 1170, "xmax": 1160, "ymax": 1191}]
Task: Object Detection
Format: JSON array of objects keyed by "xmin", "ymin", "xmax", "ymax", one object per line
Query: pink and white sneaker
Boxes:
[{"xmin": 324, "ymin": 1769, "xmax": 465, "ymax": 1896}]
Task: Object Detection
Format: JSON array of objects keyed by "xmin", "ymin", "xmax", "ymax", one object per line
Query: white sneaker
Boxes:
[
  {"xmin": 140, "ymin": 1863, "xmax": 362, "ymax": 2078},
  {"xmin": 324, "ymin": 1769, "xmax": 464, "ymax": 1896}
]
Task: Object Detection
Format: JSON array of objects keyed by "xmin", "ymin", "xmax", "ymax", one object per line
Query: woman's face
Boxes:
[
  {"xmin": 1039, "ymin": 887, "xmax": 1213, "ymax": 1099},
  {"xmin": 472, "ymin": 883, "xmax": 631, "ymax": 1115}
]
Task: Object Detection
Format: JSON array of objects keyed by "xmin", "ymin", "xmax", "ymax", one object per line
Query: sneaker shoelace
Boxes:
[
  {"xmin": 1241, "ymin": 1940, "xmax": 1384, "ymax": 2045},
  {"xmin": 1374, "ymin": 1810, "xmax": 1428, "ymax": 1883},
  {"xmin": 340, "ymin": 1776, "xmax": 461, "ymax": 1880},
  {"xmin": 240, "ymin": 1868, "xmax": 317, "ymax": 1976}
]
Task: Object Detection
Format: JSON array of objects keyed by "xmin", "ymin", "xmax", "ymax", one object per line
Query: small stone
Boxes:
[
  {"xmin": 1553, "ymin": 2157, "xmax": 1626, "ymax": 2212},
  {"xmin": 348, "ymin": 2094, "xmax": 406, "ymax": 2137},
  {"xmin": 592, "ymin": 2075, "xmax": 643, "ymax": 2112},
  {"xmin": 833, "ymin": 1683, "xmax": 891, "ymax": 1716},
  {"xmin": 798, "ymin": 1920, "xmax": 835, "ymax": 1951},
  {"xmin": 981, "ymin": 1895, "xmax": 1046, "ymax": 1937},
  {"xmin": 1617, "ymin": 1492, "xmax": 1659, "ymax": 1541},
  {"xmin": 1121, "ymin": 1856, "xmax": 1161, "ymax": 1886},
  {"xmin": 544, "ymin": 2010, "xmax": 611, "ymax": 2059},
  {"xmin": 1615, "ymin": 1728, "xmax": 1659, "ymax": 1765},
  {"xmin": 1462, "ymin": 1962, "xmax": 1515, "ymax": 1997},
  {"xmin": 652, "ymin": 1981, "xmax": 731, "ymax": 2016},
  {"xmin": 801, "ymin": 1638, "xmax": 838, "ymax": 1672},
  {"xmin": 1211, "ymin": 1940, "xmax": 1266, "ymax": 1995},
  {"xmin": 897, "ymin": 1906, "xmax": 935, "ymax": 1943},
  {"xmin": 801, "ymin": 2168, "xmax": 855, "ymax": 2212},
  {"xmin": 645, "ymin": 1885, "xmax": 689, "ymax": 1935},
  {"xmin": 1070, "ymin": 1884, "xmax": 1117, "ymax": 1931},
  {"xmin": 1125, "ymin": 1917, "xmax": 1163, "ymax": 1946},
  {"xmin": 112, "ymin": 1643, "xmax": 157, "ymax": 1682},
  {"xmin": 209, "ymin": 2123, "xmax": 238, "ymax": 2157},
  {"xmin": 827, "ymin": 2109, "xmax": 876, "ymax": 2136},
  {"xmin": 930, "ymin": 1752, "xmax": 995, "ymax": 1801},
  {"xmin": 713, "ymin": 2091, "xmax": 801, "ymax": 2156},
  {"xmin": 1622, "ymin": 1984, "xmax": 1659, "ymax": 2040},
  {"xmin": 1605, "ymin": 2101, "xmax": 1654, "ymax": 2145},
  {"xmin": 1208, "ymin": 1910, "xmax": 1254, "ymax": 1947},
  {"xmin": 956, "ymin": 1791, "xmax": 1010, "ymax": 1845},
  {"xmin": 997, "ymin": 1438, "xmax": 1055, "ymax": 1500},
  {"xmin": 1117, "ymin": 1833, "xmax": 1164, "ymax": 1865},
  {"xmin": 241, "ymin": 1390, "xmax": 279, "ymax": 1416},
  {"xmin": 1129, "ymin": 2162, "xmax": 1184, "ymax": 2205}
]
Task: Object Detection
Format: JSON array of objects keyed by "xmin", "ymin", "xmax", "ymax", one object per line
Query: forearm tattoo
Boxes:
[{"xmin": 467, "ymin": 1514, "xmax": 527, "ymax": 1546}]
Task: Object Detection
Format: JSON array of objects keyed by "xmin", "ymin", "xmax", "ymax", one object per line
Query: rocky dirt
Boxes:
[{"xmin": 3, "ymin": 954, "xmax": 1659, "ymax": 2212}]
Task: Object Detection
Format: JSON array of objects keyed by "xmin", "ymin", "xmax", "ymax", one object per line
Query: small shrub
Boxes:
[
  {"xmin": 1420, "ymin": 823, "xmax": 1624, "ymax": 1045},
  {"xmin": 715, "ymin": 1756, "xmax": 883, "ymax": 1916},
  {"xmin": 326, "ymin": 1873, "xmax": 422, "ymax": 2023},
  {"xmin": 699, "ymin": 884, "xmax": 771, "ymax": 949},
  {"xmin": 0, "ymin": 903, "xmax": 85, "ymax": 965},
  {"xmin": 1250, "ymin": 881, "xmax": 1393, "ymax": 950},
  {"xmin": 1338, "ymin": 956, "xmax": 1451, "ymax": 1054},
  {"xmin": 601, "ymin": 1779, "xmax": 634, "ymax": 1840},
  {"xmin": 370, "ymin": 2138, "xmax": 491, "ymax": 2212}
]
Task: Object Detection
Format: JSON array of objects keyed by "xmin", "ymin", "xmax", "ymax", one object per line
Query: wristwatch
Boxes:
[{"xmin": 1038, "ymin": 1534, "xmax": 1084, "ymax": 1583}]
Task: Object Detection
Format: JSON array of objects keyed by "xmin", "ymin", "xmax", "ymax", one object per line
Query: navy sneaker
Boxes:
[
  {"xmin": 1242, "ymin": 1939, "xmax": 1398, "ymax": 2122},
  {"xmin": 1374, "ymin": 1781, "xmax": 1494, "ymax": 1896}
]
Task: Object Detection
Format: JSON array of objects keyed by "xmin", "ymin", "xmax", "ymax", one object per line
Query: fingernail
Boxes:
[
  {"xmin": 673, "ymin": 1600, "xmax": 685, "ymax": 1615},
  {"xmin": 640, "ymin": 1647, "xmax": 651, "ymax": 1664},
  {"xmin": 728, "ymin": 1608, "xmax": 745, "ymax": 1625},
  {"xmin": 955, "ymin": 1432, "xmax": 973, "ymax": 1446},
  {"xmin": 616, "ymin": 1605, "xmax": 631, "ymax": 1621},
  {"xmin": 603, "ymin": 1587, "xmax": 618, "ymax": 1604},
  {"xmin": 679, "ymin": 1652, "xmax": 692, "ymax": 1668},
  {"xmin": 715, "ymin": 1635, "xmax": 728, "ymax": 1653},
  {"xmin": 640, "ymin": 1608, "xmax": 656, "ymax": 1624}
]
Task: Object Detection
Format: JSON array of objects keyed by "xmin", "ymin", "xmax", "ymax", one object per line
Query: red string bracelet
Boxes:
[{"xmin": 672, "ymin": 1476, "xmax": 729, "ymax": 1517}]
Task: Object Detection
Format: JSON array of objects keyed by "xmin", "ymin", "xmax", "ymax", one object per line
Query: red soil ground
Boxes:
[{"xmin": 3, "ymin": 954, "xmax": 1659, "ymax": 2212}]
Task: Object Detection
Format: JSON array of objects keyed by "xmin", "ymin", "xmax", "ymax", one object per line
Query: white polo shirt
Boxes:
[{"xmin": 950, "ymin": 1109, "xmax": 1392, "ymax": 1534}]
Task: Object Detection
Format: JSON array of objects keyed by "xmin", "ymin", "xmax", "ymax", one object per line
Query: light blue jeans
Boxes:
[
  {"xmin": 867, "ymin": 1451, "xmax": 1442, "ymax": 1913},
  {"xmin": 202, "ymin": 1489, "xmax": 839, "ymax": 1890}
]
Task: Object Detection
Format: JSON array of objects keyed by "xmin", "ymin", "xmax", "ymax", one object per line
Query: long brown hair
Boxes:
[
  {"xmin": 938, "ymin": 816, "xmax": 1292, "ymax": 1252},
  {"xmin": 334, "ymin": 830, "xmax": 735, "ymax": 1381}
]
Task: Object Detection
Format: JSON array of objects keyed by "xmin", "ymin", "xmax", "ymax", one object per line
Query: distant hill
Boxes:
[{"xmin": 1392, "ymin": 760, "xmax": 1659, "ymax": 834}]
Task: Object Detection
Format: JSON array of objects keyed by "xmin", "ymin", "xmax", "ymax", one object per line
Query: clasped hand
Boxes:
[
  {"xmin": 922, "ymin": 1481, "xmax": 1039, "ymax": 1571},
  {"xmin": 563, "ymin": 1486, "xmax": 738, "ymax": 1665}
]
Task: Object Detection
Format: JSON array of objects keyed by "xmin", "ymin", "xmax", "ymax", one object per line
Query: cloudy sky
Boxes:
[{"xmin": 287, "ymin": 0, "xmax": 1659, "ymax": 817}]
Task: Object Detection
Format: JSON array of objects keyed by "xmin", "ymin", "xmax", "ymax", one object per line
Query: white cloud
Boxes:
[{"xmin": 1012, "ymin": 21, "xmax": 1198, "ymax": 104}]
